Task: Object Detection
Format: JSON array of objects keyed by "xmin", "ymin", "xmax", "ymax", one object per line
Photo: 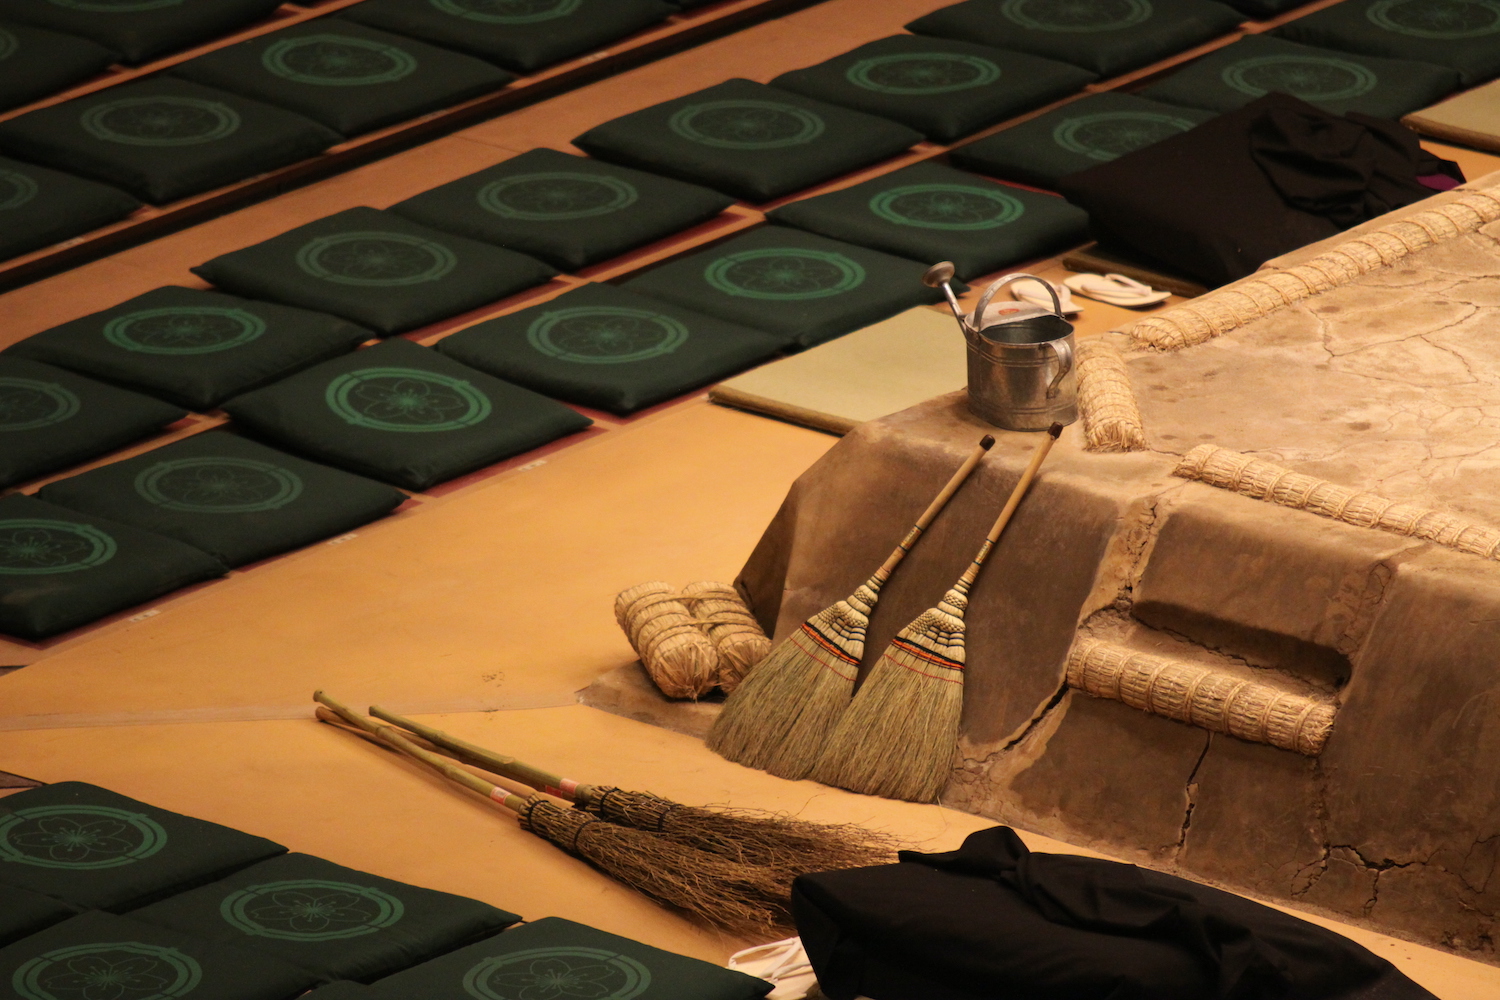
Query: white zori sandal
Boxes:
[
  {"xmin": 1063, "ymin": 272, "xmax": 1171, "ymax": 308},
  {"xmin": 728, "ymin": 937, "xmax": 819, "ymax": 1000},
  {"xmin": 1006, "ymin": 275, "xmax": 1081, "ymax": 315}
]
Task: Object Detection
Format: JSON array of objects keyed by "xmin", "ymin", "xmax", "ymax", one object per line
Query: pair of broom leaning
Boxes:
[{"xmin": 709, "ymin": 423, "xmax": 1062, "ymax": 804}]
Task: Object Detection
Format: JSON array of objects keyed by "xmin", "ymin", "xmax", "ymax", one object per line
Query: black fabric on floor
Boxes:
[
  {"xmin": 7, "ymin": 286, "xmax": 372, "ymax": 411},
  {"xmin": 37, "ymin": 431, "xmax": 406, "ymax": 569},
  {"xmin": 220, "ymin": 338, "xmax": 591, "ymax": 491},
  {"xmin": 389, "ymin": 147, "xmax": 734, "ymax": 271},
  {"xmin": 0, "ymin": 782, "xmax": 285, "ymax": 910},
  {"xmin": 0, "ymin": 883, "xmax": 78, "ymax": 948},
  {"xmin": 0, "ymin": 20, "xmax": 116, "ymax": 113},
  {"xmin": 770, "ymin": 34, "xmax": 1096, "ymax": 143},
  {"xmin": 1274, "ymin": 0, "xmax": 1500, "ymax": 87},
  {"xmin": 0, "ymin": 154, "xmax": 139, "ymax": 263},
  {"xmin": 307, "ymin": 984, "xmax": 375, "ymax": 997},
  {"xmin": 191, "ymin": 207, "xmax": 556, "ymax": 336},
  {"xmin": 573, "ymin": 78, "xmax": 923, "ymax": 203},
  {"xmin": 339, "ymin": 0, "xmax": 676, "ymax": 74},
  {"xmin": 0, "ymin": 355, "xmax": 187, "ymax": 490},
  {"xmin": 0, "ymin": 78, "xmax": 340, "ymax": 205},
  {"xmin": 1, "ymin": 0, "xmax": 283, "ymax": 65},
  {"xmin": 906, "ymin": 0, "xmax": 1245, "ymax": 78}
]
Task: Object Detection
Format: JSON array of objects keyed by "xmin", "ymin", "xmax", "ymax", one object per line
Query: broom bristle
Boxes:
[{"xmin": 760, "ymin": 658, "xmax": 858, "ymax": 780}]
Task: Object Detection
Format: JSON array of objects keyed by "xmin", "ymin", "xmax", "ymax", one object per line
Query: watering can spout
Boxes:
[{"xmin": 922, "ymin": 260, "xmax": 967, "ymax": 327}]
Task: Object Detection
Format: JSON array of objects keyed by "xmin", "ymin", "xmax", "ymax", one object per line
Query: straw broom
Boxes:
[
  {"xmin": 707, "ymin": 434, "xmax": 995, "ymax": 775},
  {"xmin": 810, "ymin": 424, "xmax": 1062, "ymax": 803}
]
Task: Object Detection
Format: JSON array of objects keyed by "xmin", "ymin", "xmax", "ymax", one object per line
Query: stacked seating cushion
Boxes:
[
  {"xmin": 7, "ymin": 286, "xmax": 372, "ymax": 411},
  {"xmin": 0, "ymin": 782, "xmax": 285, "ymax": 910},
  {"xmin": 621, "ymin": 226, "xmax": 948, "ymax": 349},
  {"xmin": 906, "ymin": 0, "xmax": 1245, "ymax": 77},
  {"xmin": 0, "ymin": 20, "xmax": 116, "ymax": 113},
  {"xmin": 0, "ymin": 78, "xmax": 340, "ymax": 205},
  {"xmin": 0, "ymin": 154, "xmax": 139, "ymax": 262},
  {"xmin": 437, "ymin": 283, "xmax": 783, "ymax": 414},
  {"xmin": 1274, "ymin": 0, "xmax": 1500, "ymax": 86},
  {"xmin": 368, "ymin": 917, "xmax": 771, "ymax": 999},
  {"xmin": 2, "ymin": 0, "xmax": 283, "ymax": 65},
  {"xmin": 37, "ymin": 431, "xmax": 407, "ymax": 568},
  {"xmin": 389, "ymin": 147, "xmax": 734, "ymax": 271},
  {"xmin": 133, "ymin": 852, "xmax": 521, "ymax": 982},
  {"xmin": 0, "ymin": 883, "xmax": 78, "ymax": 948},
  {"xmin": 771, "ymin": 35, "xmax": 1096, "ymax": 142},
  {"xmin": 573, "ymin": 78, "xmax": 924, "ymax": 203},
  {"xmin": 0, "ymin": 356, "xmax": 187, "ymax": 490},
  {"xmin": 1140, "ymin": 35, "xmax": 1459, "ymax": 118},
  {"xmin": 170, "ymin": 21, "xmax": 514, "ymax": 138},
  {"xmin": 341, "ymin": 0, "xmax": 676, "ymax": 74},
  {"xmin": 220, "ymin": 338, "xmax": 591, "ymax": 490},
  {"xmin": 768, "ymin": 162, "xmax": 1089, "ymax": 281}
]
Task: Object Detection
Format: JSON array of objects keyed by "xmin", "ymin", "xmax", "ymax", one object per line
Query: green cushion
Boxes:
[
  {"xmin": 191, "ymin": 207, "xmax": 556, "ymax": 337},
  {"xmin": 1, "ymin": 0, "xmax": 283, "ymax": 65},
  {"xmin": 767, "ymin": 162, "xmax": 1089, "ymax": 281},
  {"xmin": 0, "ymin": 20, "xmax": 116, "ymax": 113},
  {"xmin": 906, "ymin": 0, "xmax": 1246, "ymax": 77},
  {"xmin": 307, "ymin": 984, "xmax": 374, "ymax": 997},
  {"xmin": 771, "ymin": 34, "xmax": 1096, "ymax": 143},
  {"xmin": 573, "ymin": 78, "xmax": 924, "ymax": 203},
  {"xmin": 437, "ymin": 282, "xmax": 783, "ymax": 414},
  {"xmin": 0, "ymin": 884, "xmax": 78, "ymax": 948},
  {"xmin": 0, "ymin": 910, "xmax": 316, "ymax": 1000},
  {"xmin": 0, "ymin": 78, "xmax": 340, "ymax": 205},
  {"xmin": 220, "ymin": 338, "xmax": 591, "ymax": 490},
  {"xmin": 37, "ymin": 431, "xmax": 406, "ymax": 569},
  {"xmin": 950, "ymin": 91, "xmax": 1215, "ymax": 188},
  {"xmin": 1274, "ymin": 0, "xmax": 1500, "ymax": 86},
  {"xmin": 169, "ymin": 20, "xmax": 514, "ymax": 138},
  {"xmin": 0, "ymin": 356, "xmax": 187, "ymax": 490},
  {"xmin": 621, "ymin": 226, "xmax": 948, "ymax": 349},
  {"xmin": 1140, "ymin": 35, "xmax": 1459, "ymax": 117},
  {"xmin": 0, "ymin": 154, "xmax": 139, "ymax": 263},
  {"xmin": 368, "ymin": 917, "xmax": 771, "ymax": 1000},
  {"xmin": 388, "ymin": 147, "xmax": 734, "ymax": 271},
  {"xmin": 7, "ymin": 286, "xmax": 372, "ymax": 411},
  {"xmin": 0, "ymin": 782, "xmax": 285, "ymax": 911},
  {"xmin": 339, "ymin": 0, "xmax": 676, "ymax": 74}
]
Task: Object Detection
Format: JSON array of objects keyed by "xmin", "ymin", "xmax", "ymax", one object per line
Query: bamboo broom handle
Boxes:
[
  {"xmin": 872, "ymin": 435, "xmax": 995, "ymax": 581},
  {"xmin": 957, "ymin": 423, "xmax": 1062, "ymax": 589}
]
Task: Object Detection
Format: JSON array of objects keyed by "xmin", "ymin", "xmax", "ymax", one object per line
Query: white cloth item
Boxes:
[
  {"xmin": 729, "ymin": 937, "xmax": 819, "ymax": 1000},
  {"xmin": 1007, "ymin": 275, "xmax": 1081, "ymax": 315},
  {"xmin": 1063, "ymin": 272, "xmax": 1171, "ymax": 308}
]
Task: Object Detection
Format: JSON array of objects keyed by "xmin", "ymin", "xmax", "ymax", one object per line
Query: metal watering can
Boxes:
[{"xmin": 924, "ymin": 262, "xmax": 1078, "ymax": 432}]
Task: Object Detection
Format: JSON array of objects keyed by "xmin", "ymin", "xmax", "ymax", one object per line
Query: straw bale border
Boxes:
[{"xmin": 1076, "ymin": 339, "xmax": 1146, "ymax": 452}]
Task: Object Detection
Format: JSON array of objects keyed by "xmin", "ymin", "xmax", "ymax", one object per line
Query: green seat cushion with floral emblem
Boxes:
[
  {"xmin": 132, "ymin": 853, "xmax": 520, "ymax": 983},
  {"xmin": 220, "ymin": 338, "xmax": 591, "ymax": 490},
  {"xmin": 366, "ymin": 917, "xmax": 771, "ymax": 1000},
  {"xmin": 7, "ymin": 286, "xmax": 372, "ymax": 411},
  {"xmin": 37, "ymin": 431, "xmax": 406, "ymax": 569},
  {"xmin": 339, "ymin": 0, "xmax": 675, "ymax": 74},
  {"xmin": 771, "ymin": 35, "xmax": 1096, "ymax": 142},
  {"xmin": 0, "ymin": 356, "xmax": 187, "ymax": 491},
  {"xmin": 0, "ymin": 154, "xmax": 139, "ymax": 263},
  {"xmin": 0, "ymin": 782, "xmax": 285, "ymax": 910},
  {"xmin": 1273, "ymin": 0, "xmax": 1500, "ymax": 86},
  {"xmin": 767, "ymin": 161, "xmax": 1089, "ymax": 281},
  {"xmin": 306, "ymin": 984, "xmax": 375, "ymax": 996},
  {"xmin": 388, "ymin": 147, "xmax": 735, "ymax": 272},
  {"xmin": 1, "ymin": 0, "xmax": 283, "ymax": 65},
  {"xmin": 0, "ymin": 884, "xmax": 79, "ymax": 948},
  {"xmin": 0, "ymin": 21, "xmax": 117, "ymax": 113},
  {"xmin": 436, "ymin": 283, "xmax": 783, "ymax": 414},
  {"xmin": 572, "ymin": 78, "xmax": 924, "ymax": 203},
  {"xmin": 169, "ymin": 20, "xmax": 514, "ymax": 138},
  {"xmin": 191, "ymin": 207, "xmax": 557, "ymax": 337},
  {"xmin": 0, "ymin": 78, "xmax": 340, "ymax": 205}
]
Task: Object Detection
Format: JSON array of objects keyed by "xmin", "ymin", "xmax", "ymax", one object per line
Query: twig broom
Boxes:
[{"xmin": 810, "ymin": 424, "xmax": 1062, "ymax": 803}]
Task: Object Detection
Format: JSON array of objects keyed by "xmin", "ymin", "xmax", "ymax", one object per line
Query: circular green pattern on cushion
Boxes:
[
  {"xmin": 295, "ymin": 231, "xmax": 458, "ymax": 286},
  {"xmin": 527, "ymin": 307, "xmax": 689, "ymax": 364},
  {"xmin": 1001, "ymin": 0, "xmax": 1153, "ymax": 31},
  {"xmin": 262, "ymin": 34, "xmax": 419, "ymax": 87},
  {"xmin": 429, "ymin": 0, "xmax": 583, "ymax": 22},
  {"xmin": 0, "ymin": 378, "xmax": 81, "ymax": 433},
  {"xmin": 478, "ymin": 172, "xmax": 639, "ymax": 221},
  {"xmin": 13, "ymin": 943, "xmax": 201, "ymax": 1000},
  {"xmin": 704, "ymin": 248, "xmax": 865, "ymax": 300},
  {"xmin": 668, "ymin": 100, "xmax": 826, "ymax": 150},
  {"xmin": 102, "ymin": 307, "xmax": 267, "ymax": 356},
  {"xmin": 0, "ymin": 169, "xmax": 40, "ymax": 212},
  {"xmin": 0, "ymin": 520, "xmax": 118, "ymax": 575},
  {"xmin": 0, "ymin": 28, "xmax": 18, "ymax": 62},
  {"xmin": 326, "ymin": 367, "xmax": 492, "ymax": 431},
  {"xmin": 79, "ymin": 97, "xmax": 241, "ymax": 147},
  {"xmin": 134, "ymin": 458, "xmax": 305, "ymax": 514},
  {"xmin": 1366, "ymin": 0, "xmax": 1500, "ymax": 35},
  {"xmin": 219, "ymin": 879, "xmax": 405, "ymax": 941},
  {"xmin": 1221, "ymin": 55, "xmax": 1378, "ymax": 101},
  {"xmin": 1052, "ymin": 110, "xmax": 1200, "ymax": 160},
  {"xmin": 844, "ymin": 52, "xmax": 1002, "ymax": 94},
  {"xmin": 45, "ymin": 0, "xmax": 184, "ymax": 9},
  {"xmin": 869, "ymin": 183, "xmax": 1025, "ymax": 231},
  {"xmin": 0, "ymin": 805, "xmax": 167, "ymax": 869},
  {"xmin": 463, "ymin": 947, "xmax": 652, "ymax": 1000}
]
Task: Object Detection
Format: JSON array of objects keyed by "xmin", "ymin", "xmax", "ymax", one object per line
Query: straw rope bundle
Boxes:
[
  {"xmin": 680, "ymin": 581, "xmax": 770, "ymax": 693},
  {"xmin": 1128, "ymin": 190, "xmax": 1500, "ymax": 351},
  {"xmin": 1066, "ymin": 637, "xmax": 1337, "ymax": 756},
  {"xmin": 1075, "ymin": 339, "xmax": 1146, "ymax": 453},
  {"xmin": 614, "ymin": 582, "xmax": 719, "ymax": 699},
  {"xmin": 1175, "ymin": 445, "xmax": 1500, "ymax": 560}
]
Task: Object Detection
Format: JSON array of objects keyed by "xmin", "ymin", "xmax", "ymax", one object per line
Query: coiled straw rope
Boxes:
[
  {"xmin": 1076, "ymin": 339, "xmax": 1146, "ymax": 452},
  {"xmin": 614, "ymin": 582, "xmax": 719, "ymax": 699},
  {"xmin": 680, "ymin": 581, "xmax": 771, "ymax": 692}
]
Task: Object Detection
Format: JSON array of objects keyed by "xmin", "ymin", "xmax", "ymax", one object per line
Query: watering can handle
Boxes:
[
  {"xmin": 973, "ymin": 272, "xmax": 1063, "ymax": 330},
  {"xmin": 1046, "ymin": 338, "xmax": 1074, "ymax": 399}
]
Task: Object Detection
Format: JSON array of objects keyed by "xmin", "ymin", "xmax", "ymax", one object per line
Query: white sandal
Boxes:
[
  {"xmin": 1007, "ymin": 275, "xmax": 1082, "ymax": 316},
  {"xmin": 728, "ymin": 937, "xmax": 819, "ymax": 999},
  {"xmin": 1063, "ymin": 272, "xmax": 1171, "ymax": 308}
]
